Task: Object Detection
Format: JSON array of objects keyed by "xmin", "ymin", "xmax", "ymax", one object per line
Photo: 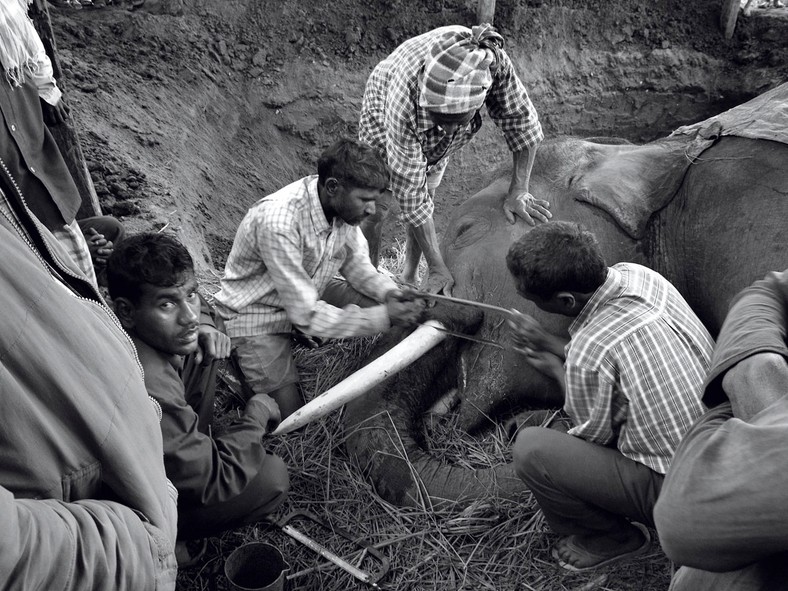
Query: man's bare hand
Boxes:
[
  {"xmin": 40, "ymin": 98, "xmax": 70, "ymax": 126},
  {"xmin": 424, "ymin": 264, "xmax": 454, "ymax": 296},
  {"xmin": 195, "ymin": 325, "xmax": 231, "ymax": 366},
  {"xmin": 507, "ymin": 309, "xmax": 567, "ymax": 359},
  {"xmin": 246, "ymin": 392, "xmax": 282, "ymax": 433},
  {"xmin": 503, "ymin": 191, "xmax": 551, "ymax": 226},
  {"xmin": 385, "ymin": 288, "xmax": 427, "ymax": 327},
  {"xmin": 515, "ymin": 346, "xmax": 564, "ymax": 381}
]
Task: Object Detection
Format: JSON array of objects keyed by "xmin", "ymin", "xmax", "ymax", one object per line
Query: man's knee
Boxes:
[
  {"xmin": 511, "ymin": 427, "xmax": 559, "ymax": 483},
  {"xmin": 252, "ymin": 453, "xmax": 290, "ymax": 513}
]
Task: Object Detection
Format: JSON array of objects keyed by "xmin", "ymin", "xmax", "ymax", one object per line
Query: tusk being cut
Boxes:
[{"xmin": 271, "ymin": 320, "xmax": 448, "ymax": 436}]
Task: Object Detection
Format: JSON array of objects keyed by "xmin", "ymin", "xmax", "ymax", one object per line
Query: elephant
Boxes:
[{"xmin": 342, "ymin": 83, "xmax": 788, "ymax": 508}]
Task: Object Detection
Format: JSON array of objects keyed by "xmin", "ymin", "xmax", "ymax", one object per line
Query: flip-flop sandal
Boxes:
[{"xmin": 551, "ymin": 522, "xmax": 651, "ymax": 573}]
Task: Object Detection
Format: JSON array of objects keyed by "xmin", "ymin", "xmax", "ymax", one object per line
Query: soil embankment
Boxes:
[{"xmin": 50, "ymin": 0, "xmax": 788, "ymax": 269}]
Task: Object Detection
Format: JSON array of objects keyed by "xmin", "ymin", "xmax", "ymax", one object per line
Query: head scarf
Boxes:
[
  {"xmin": 419, "ymin": 24, "xmax": 505, "ymax": 115},
  {"xmin": 0, "ymin": 0, "xmax": 49, "ymax": 88}
]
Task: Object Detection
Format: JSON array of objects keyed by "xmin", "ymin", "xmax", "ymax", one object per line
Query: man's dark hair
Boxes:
[
  {"xmin": 317, "ymin": 138, "xmax": 389, "ymax": 191},
  {"xmin": 106, "ymin": 232, "xmax": 195, "ymax": 304},
  {"xmin": 506, "ymin": 221, "xmax": 607, "ymax": 299}
]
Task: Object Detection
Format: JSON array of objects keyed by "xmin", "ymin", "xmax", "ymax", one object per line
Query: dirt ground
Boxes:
[{"xmin": 48, "ymin": 0, "xmax": 787, "ymax": 273}]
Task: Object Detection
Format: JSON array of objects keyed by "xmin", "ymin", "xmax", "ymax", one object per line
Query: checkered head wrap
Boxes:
[{"xmin": 419, "ymin": 24, "xmax": 504, "ymax": 115}]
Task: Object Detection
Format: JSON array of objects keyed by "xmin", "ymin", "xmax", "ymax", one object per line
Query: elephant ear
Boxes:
[{"xmin": 574, "ymin": 133, "xmax": 716, "ymax": 239}]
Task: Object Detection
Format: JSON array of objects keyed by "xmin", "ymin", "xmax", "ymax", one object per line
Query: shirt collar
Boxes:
[
  {"xmin": 305, "ymin": 176, "xmax": 332, "ymax": 233},
  {"xmin": 568, "ymin": 267, "xmax": 621, "ymax": 335}
]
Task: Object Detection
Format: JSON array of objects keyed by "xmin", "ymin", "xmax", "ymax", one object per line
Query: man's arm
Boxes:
[
  {"xmin": 0, "ymin": 487, "xmax": 176, "ymax": 591},
  {"xmin": 723, "ymin": 353, "xmax": 788, "ymax": 421},
  {"xmin": 260, "ymin": 225, "xmax": 391, "ymax": 339},
  {"xmin": 705, "ymin": 269, "xmax": 788, "ymax": 414},
  {"xmin": 195, "ymin": 294, "xmax": 231, "ymax": 366},
  {"xmin": 655, "ymin": 399, "xmax": 788, "ymax": 572},
  {"xmin": 503, "ymin": 146, "xmax": 551, "ymax": 225}
]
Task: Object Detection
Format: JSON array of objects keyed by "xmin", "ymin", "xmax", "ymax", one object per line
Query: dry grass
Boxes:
[{"xmin": 183, "ymin": 258, "xmax": 673, "ymax": 591}]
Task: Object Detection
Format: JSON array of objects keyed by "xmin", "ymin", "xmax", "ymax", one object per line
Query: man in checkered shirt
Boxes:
[
  {"xmin": 505, "ymin": 222, "xmax": 713, "ymax": 573},
  {"xmin": 213, "ymin": 139, "xmax": 425, "ymax": 420},
  {"xmin": 359, "ymin": 24, "xmax": 549, "ymax": 296}
]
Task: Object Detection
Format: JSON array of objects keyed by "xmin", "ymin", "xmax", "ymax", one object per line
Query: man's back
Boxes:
[
  {"xmin": 565, "ymin": 263, "xmax": 714, "ymax": 474},
  {"xmin": 0, "ymin": 210, "xmax": 177, "ymax": 590}
]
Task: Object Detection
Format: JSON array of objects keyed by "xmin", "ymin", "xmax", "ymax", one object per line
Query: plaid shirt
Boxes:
[
  {"xmin": 0, "ymin": 164, "xmax": 96, "ymax": 288},
  {"xmin": 565, "ymin": 263, "xmax": 713, "ymax": 474},
  {"xmin": 213, "ymin": 176, "xmax": 397, "ymax": 339},
  {"xmin": 359, "ymin": 25, "xmax": 543, "ymax": 227}
]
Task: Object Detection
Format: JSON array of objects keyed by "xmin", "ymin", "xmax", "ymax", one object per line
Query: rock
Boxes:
[
  {"xmin": 110, "ymin": 200, "xmax": 141, "ymax": 217},
  {"xmin": 252, "ymin": 49, "xmax": 267, "ymax": 66}
]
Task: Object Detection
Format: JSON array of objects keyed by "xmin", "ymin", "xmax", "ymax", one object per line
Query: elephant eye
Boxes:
[{"xmin": 450, "ymin": 216, "xmax": 491, "ymax": 250}]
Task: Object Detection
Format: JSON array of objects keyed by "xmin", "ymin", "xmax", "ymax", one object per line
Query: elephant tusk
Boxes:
[{"xmin": 271, "ymin": 319, "xmax": 449, "ymax": 436}]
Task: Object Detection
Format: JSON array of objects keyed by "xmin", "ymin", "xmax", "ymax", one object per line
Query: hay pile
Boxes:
[
  {"xmin": 183, "ymin": 264, "xmax": 672, "ymax": 590},
  {"xmin": 176, "ymin": 336, "xmax": 672, "ymax": 591}
]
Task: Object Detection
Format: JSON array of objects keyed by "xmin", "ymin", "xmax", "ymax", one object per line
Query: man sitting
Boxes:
[
  {"xmin": 505, "ymin": 222, "xmax": 713, "ymax": 572},
  {"xmin": 213, "ymin": 138, "xmax": 425, "ymax": 418},
  {"xmin": 107, "ymin": 233, "xmax": 289, "ymax": 548},
  {"xmin": 655, "ymin": 269, "xmax": 788, "ymax": 590}
]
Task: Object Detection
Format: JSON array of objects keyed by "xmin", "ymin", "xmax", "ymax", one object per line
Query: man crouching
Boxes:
[{"xmin": 107, "ymin": 233, "xmax": 289, "ymax": 558}]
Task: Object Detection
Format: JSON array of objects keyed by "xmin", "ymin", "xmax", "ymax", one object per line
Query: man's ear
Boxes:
[
  {"xmin": 113, "ymin": 297, "xmax": 137, "ymax": 330},
  {"xmin": 555, "ymin": 292, "xmax": 577, "ymax": 312},
  {"xmin": 324, "ymin": 177, "xmax": 339, "ymax": 196}
]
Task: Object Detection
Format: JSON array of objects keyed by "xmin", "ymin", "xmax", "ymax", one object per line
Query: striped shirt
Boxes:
[
  {"xmin": 565, "ymin": 263, "xmax": 713, "ymax": 474},
  {"xmin": 213, "ymin": 176, "xmax": 397, "ymax": 339},
  {"xmin": 359, "ymin": 25, "xmax": 543, "ymax": 227}
]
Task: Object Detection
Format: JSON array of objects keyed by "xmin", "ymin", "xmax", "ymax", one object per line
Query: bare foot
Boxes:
[{"xmin": 552, "ymin": 522, "xmax": 650, "ymax": 572}]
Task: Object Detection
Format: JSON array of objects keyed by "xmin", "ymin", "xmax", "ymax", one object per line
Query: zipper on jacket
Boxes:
[{"xmin": 0, "ymin": 156, "xmax": 146, "ymax": 380}]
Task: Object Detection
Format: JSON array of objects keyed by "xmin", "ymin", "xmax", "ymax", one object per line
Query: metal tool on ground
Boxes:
[{"xmin": 269, "ymin": 511, "xmax": 390, "ymax": 588}]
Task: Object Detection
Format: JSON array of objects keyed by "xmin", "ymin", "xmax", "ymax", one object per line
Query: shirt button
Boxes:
[
  {"xmin": 10, "ymin": 124, "xmax": 16, "ymax": 132},
  {"xmin": 30, "ymin": 166, "xmax": 36, "ymax": 173}
]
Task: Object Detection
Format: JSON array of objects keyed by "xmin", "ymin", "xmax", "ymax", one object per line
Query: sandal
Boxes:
[{"xmin": 551, "ymin": 522, "xmax": 651, "ymax": 572}]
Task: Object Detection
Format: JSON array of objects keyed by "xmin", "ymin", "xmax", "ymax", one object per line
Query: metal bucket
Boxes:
[{"xmin": 224, "ymin": 542, "xmax": 288, "ymax": 591}]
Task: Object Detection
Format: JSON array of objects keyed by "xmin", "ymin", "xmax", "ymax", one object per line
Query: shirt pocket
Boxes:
[{"xmin": 61, "ymin": 461, "xmax": 102, "ymax": 502}]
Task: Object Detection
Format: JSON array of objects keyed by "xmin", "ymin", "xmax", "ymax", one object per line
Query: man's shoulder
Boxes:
[
  {"xmin": 246, "ymin": 176, "xmax": 316, "ymax": 228},
  {"xmin": 134, "ymin": 338, "xmax": 185, "ymax": 400}
]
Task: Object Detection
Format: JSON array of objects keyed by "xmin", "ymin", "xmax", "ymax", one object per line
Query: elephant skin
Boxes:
[{"xmin": 343, "ymin": 99, "xmax": 787, "ymax": 507}]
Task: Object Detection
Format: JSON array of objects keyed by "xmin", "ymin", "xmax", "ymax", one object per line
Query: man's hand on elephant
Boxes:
[
  {"xmin": 503, "ymin": 191, "xmax": 552, "ymax": 226},
  {"xmin": 195, "ymin": 325, "xmax": 232, "ymax": 366},
  {"xmin": 424, "ymin": 264, "xmax": 454, "ymax": 296}
]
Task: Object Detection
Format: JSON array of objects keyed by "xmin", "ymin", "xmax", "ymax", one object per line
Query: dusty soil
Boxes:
[{"xmin": 48, "ymin": 0, "xmax": 788, "ymax": 274}]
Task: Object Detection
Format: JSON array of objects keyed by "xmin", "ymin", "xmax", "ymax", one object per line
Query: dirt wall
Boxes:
[{"xmin": 49, "ymin": 0, "xmax": 788, "ymax": 269}]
